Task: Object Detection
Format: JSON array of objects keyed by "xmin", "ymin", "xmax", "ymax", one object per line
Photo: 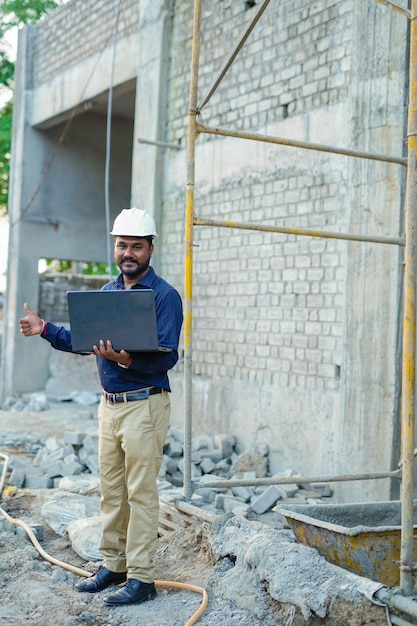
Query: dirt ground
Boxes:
[
  {"xmin": 0, "ymin": 403, "xmax": 274, "ymax": 626},
  {"xmin": 0, "ymin": 403, "xmax": 391, "ymax": 626}
]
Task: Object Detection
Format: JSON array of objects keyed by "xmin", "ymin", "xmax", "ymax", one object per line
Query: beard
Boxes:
[{"xmin": 118, "ymin": 255, "xmax": 151, "ymax": 279}]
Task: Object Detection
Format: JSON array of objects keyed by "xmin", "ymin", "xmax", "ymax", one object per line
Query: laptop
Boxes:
[{"xmin": 67, "ymin": 289, "xmax": 172, "ymax": 354}]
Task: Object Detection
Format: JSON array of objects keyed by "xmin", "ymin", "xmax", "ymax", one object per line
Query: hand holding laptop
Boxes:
[{"xmin": 92, "ymin": 339, "xmax": 132, "ymax": 368}]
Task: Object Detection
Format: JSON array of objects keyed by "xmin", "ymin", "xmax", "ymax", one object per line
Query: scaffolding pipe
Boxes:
[
  {"xmin": 374, "ymin": 0, "xmax": 411, "ymax": 19},
  {"xmin": 191, "ymin": 469, "xmax": 402, "ymax": 491},
  {"xmin": 399, "ymin": 0, "xmax": 417, "ymax": 595},
  {"xmin": 137, "ymin": 137, "xmax": 181, "ymax": 150},
  {"xmin": 376, "ymin": 588, "xmax": 417, "ymax": 620},
  {"xmin": 193, "ymin": 216, "xmax": 405, "ymax": 247},
  {"xmin": 184, "ymin": 0, "xmax": 202, "ymax": 500},
  {"xmin": 196, "ymin": 123, "xmax": 408, "ymax": 167},
  {"xmin": 198, "ymin": 0, "xmax": 272, "ymax": 111}
]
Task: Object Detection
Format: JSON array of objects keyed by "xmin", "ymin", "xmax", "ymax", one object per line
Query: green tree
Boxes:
[{"xmin": 0, "ymin": 0, "xmax": 61, "ymax": 215}]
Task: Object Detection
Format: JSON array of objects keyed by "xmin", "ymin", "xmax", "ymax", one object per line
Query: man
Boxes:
[{"xmin": 19, "ymin": 207, "xmax": 183, "ymax": 606}]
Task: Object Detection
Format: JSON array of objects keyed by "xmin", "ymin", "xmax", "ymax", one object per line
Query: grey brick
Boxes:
[{"xmin": 250, "ymin": 486, "xmax": 282, "ymax": 515}]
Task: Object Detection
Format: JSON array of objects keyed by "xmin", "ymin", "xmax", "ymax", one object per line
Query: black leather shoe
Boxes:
[
  {"xmin": 76, "ymin": 566, "xmax": 127, "ymax": 593},
  {"xmin": 103, "ymin": 578, "xmax": 156, "ymax": 605}
]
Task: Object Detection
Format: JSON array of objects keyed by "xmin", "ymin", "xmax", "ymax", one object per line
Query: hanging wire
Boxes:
[{"xmin": 105, "ymin": 0, "xmax": 124, "ymax": 279}]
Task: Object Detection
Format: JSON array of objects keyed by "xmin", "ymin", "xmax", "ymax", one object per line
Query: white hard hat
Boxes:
[{"xmin": 110, "ymin": 207, "xmax": 158, "ymax": 237}]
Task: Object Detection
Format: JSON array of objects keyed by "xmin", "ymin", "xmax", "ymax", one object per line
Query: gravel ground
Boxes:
[{"xmin": 0, "ymin": 404, "xmax": 274, "ymax": 626}]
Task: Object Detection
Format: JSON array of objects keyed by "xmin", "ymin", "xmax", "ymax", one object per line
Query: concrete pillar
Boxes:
[
  {"xmin": 131, "ymin": 0, "xmax": 174, "ymax": 271},
  {"xmin": 0, "ymin": 26, "xmax": 135, "ymax": 399},
  {"xmin": 335, "ymin": 1, "xmax": 406, "ymax": 502},
  {"xmin": 0, "ymin": 27, "xmax": 50, "ymax": 399}
]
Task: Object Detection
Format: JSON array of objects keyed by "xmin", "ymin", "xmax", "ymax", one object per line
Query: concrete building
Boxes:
[{"xmin": 1, "ymin": 0, "xmax": 409, "ymax": 502}]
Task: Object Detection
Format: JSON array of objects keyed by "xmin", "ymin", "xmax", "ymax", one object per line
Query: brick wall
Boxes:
[
  {"xmin": 38, "ymin": 273, "xmax": 108, "ymax": 322},
  {"xmin": 164, "ymin": 0, "xmax": 355, "ymax": 392},
  {"xmin": 31, "ymin": 0, "xmax": 139, "ymax": 87}
]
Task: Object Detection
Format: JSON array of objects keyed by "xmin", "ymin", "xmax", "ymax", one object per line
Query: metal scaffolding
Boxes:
[{"xmin": 183, "ymin": 0, "xmax": 416, "ymax": 596}]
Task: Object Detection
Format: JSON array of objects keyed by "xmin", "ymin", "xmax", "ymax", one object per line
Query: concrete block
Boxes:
[
  {"xmin": 33, "ymin": 449, "xmax": 48, "ymax": 467},
  {"xmin": 191, "ymin": 451, "xmax": 202, "ymax": 464},
  {"xmin": 22, "ymin": 465, "xmax": 44, "ymax": 477},
  {"xmin": 200, "ymin": 449, "xmax": 223, "ymax": 463},
  {"xmin": 79, "ymin": 447, "xmax": 98, "ymax": 473},
  {"xmin": 63, "ymin": 453, "xmax": 79, "ymax": 464},
  {"xmin": 199, "ymin": 457, "xmax": 216, "ymax": 474},
  {"xmin": 167, "ymin": 426, "xmax": 184, "ymax": 443},
  {"xmin": 8, "ymin": 456, "xmax": 33, "ymax": 472},
  {"xmin": 230, "ymin": 504, "xmax": 250, "ymax": 518},
  {"xmin": 311, "ymin": 483, "xmax": 333, "ymax": 497},
  {"xmin": 45, "ymin": 461, "xmax": 64, "ymax": 478},
  {"xmin": 164, "ymin": 439, "xmax": 183, "ymax": 458},
  {"xmin": 45, "ymin": 436, "xmax": 62, "ymax": 452},
  {"xmin": 215, "ymin": 493, "xmax": 246, "ymax": 511},
  {"xmin": 232, "ymin": 486, "xmax": 253, "ymax": 502},
  {"xmin": 41, "ymin": 447, "xmax": 65, "ymax": 467},
  {"xmin": 9, "ymin": 469, "xmax": 26, "ymax": 488},
  {"xmin": 276, "ymin": 483, "xmax": 299, "ymax": 498},
  {"xmin": 63, "ymin": 432, "xmax": 86, "ymax": 445},
  {"xmin": 250, "ymin": 485, "xmax": 281, "ymax": 514},
  {"xmin": 62, "ymin": 461, "xmax": 84, "ymax": 476},
  {"xmin": 157, "ymin": 480, "xmax": 174, "ymax": 492},
  {"xmin": 15, "ymin": 523, "xmax": 44, "ymax": 541},
  {"xmin": 169, "ymin": 471, "xmax": 183, "ymax": 487},
  {"xmin": 194, "ymin": 487, "xmax": 216, "ymax": 504},
  {"xmin": 177, "ymin": 459, "xmax": 202, "ymax": 478},
  {"xmin": 24, "ymin": 475, "xmax": 54, "ymax": 489},
  {"xmin": 163, "ymin": 456, "xmax": 178, "ymax": 476},
  {"xmin": 214, "ymin": 433, "xmax": 236, "ymax": 458}
]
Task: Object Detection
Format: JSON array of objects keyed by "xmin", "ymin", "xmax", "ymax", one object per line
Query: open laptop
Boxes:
[{"xmin": 67, "ymin": 289, "xmax": 172, "ymax": 354}]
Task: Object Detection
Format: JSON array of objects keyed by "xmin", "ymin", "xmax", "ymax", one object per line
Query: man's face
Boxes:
[{"xmin": 114, "ymin": 236, "xmax": 153, "ymax": 279}]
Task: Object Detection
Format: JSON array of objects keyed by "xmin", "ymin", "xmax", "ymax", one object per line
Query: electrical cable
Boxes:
[
  {"xmin": 104, "ymin": 0, "xmax": 123, "ymax": 279},
  {"xmin": 0, "ymin": 451, "xmax": 208, "ymax": 625}
]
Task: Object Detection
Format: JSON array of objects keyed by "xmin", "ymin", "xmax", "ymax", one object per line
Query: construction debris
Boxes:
[{"xmin": 1, "ymin": 421, "xmax": 333, "ymax": 534}]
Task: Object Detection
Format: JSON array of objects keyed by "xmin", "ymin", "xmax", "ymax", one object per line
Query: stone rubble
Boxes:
[
  {"xmin": 1, "ymin": 397, "xmax": 333, "ymax": 540},
  {"xmin": 0, "ymin": 398, "xmax": 391, "ymax": 624}
]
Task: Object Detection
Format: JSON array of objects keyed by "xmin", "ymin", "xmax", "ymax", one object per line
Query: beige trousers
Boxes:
[{"xmin": 97, "ymin": 391, "xmax": 170, "ymax": 582}]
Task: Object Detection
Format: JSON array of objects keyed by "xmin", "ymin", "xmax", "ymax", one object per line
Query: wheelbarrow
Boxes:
[{"xmin": 278, "ymin": 500, "xmax": 417, "ymax": 587}]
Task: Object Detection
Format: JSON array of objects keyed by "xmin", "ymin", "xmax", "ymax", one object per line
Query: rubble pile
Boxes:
[{"xmin": 2, "ymin": 422, "xmax": 332, "ymax": 528}]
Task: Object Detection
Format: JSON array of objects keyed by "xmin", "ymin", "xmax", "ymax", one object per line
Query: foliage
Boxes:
[
  {"xmin": 0, "ymin": 1, "xmax": 60, "ymax": 38},
  {"xmin": 0, "ymin": 100, "xmax": 12, "ymax": 215},
  {"xmin": 42, "ymin": 259, "xmax": 118, "ymax": 276},
  {"xmin": 82, "ymin": 262, "xmax": 118, "ymax": 276}
]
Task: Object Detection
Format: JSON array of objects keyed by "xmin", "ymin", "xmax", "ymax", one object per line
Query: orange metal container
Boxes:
[{"xmin": 278, "ymin": 501, "xmax": 417, "ymax": 587}]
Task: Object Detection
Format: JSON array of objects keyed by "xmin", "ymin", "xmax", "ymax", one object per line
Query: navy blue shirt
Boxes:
[{"xmin": 41, "ymin": 267, "xmax": 183, "ymax": 393}]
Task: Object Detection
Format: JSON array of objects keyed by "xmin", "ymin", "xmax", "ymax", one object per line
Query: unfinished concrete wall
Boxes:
[
  {"xmin": 2, "ymin": 0, "xmax": 408, "ymax": 503},
  {"xmin": 1, "ymin": 1, "xmax": 136, "ymax": 396},
  {"xmin": 163, "ymin": 0, "xmax": 407, "ymax": 503}
]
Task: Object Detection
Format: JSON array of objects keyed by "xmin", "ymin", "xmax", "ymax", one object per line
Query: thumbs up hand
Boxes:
[{"xmin": 19, "ymin": 302, "xmax": 44, "ymax": 337}]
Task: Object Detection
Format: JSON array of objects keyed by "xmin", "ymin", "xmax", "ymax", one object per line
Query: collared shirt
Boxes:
[{"xmin": 41, "ymin": 267, "xmax": 183, "ymax": 393}]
